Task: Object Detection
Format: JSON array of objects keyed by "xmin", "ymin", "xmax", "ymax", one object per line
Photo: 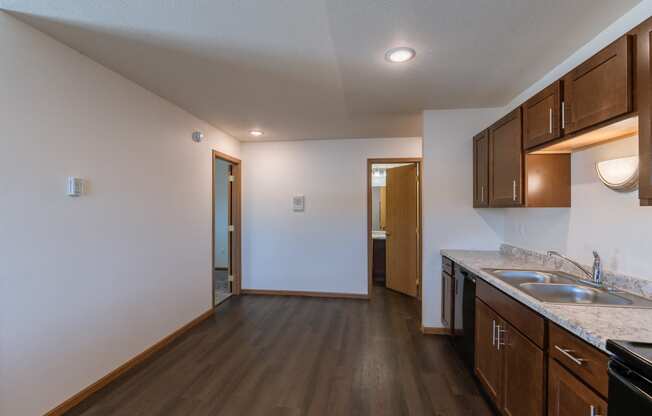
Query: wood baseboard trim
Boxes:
[
  {"xmin": 421, "ymin": 326, "xmax": 451, "ymax": 335},
  {"xmin": 45, "ymin": 308, "xmax": 214, "ymax": 416},
  {"xmin": 241, "ymin": 289, "xmax": 369, "ymax": 300}
]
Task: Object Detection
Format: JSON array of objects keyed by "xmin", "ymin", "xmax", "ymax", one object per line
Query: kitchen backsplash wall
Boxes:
[{"xmin": 504, "ymin": 136, "xmax": 652, "ymax": 282}]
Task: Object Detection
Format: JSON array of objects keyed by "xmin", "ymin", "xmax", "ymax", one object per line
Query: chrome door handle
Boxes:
[
  {"xmin": 492, "ymin": 320, "xmax": 496, "ymax": 346},
  {"xmin": 481, "ymin": 185, "xmax": 484, "ymax": 203},
  {"xmin": 561, "ymin": 101, "xmax": 566, "ymax": 129},
  {"xmin": 555, "ymin": 345, "xmax": 585, "ymax": 366},
  {"xmin": 549, "ymin": 108, "xmax": 553, "ymax": 134},
  {"xmin": 512, "ymin": 180, "xmax": 517, "ymax": 201}
]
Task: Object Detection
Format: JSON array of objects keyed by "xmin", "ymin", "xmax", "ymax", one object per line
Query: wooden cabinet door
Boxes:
[
  {"xmin": 441, "ymin": 272, "xmax": 453, "ymax": 331},
  {"xmin": 473, "ymin": 130, "xmax": 490, "ymax": 207},
  {"xmin": 475, "ymin": 299, "xmax": 503, "ymax": 406},
  {"xmin": 523, "ymin": 81, "xmax": 562, "ymax": 150},
  {"xmin": 563, "ymin": 35, "xmax": 632, "ymax": 135},
  {"xmin": 635, "ymin": 20, "xmax": 652, "ymax": 205},
  {"xmin": 502, "ymin": 322, "xmax": 545, "ymax": 416},
  {"xmin": 489, "ymin": 108, "xmax": 523, "ymax": 207},
  {"xmin": 548, "ymin": 359, "xmax": 608, "ymax": 416}
]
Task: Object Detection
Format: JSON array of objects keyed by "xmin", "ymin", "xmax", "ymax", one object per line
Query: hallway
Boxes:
[{"xmin": 67, "ymin": 287, "xmax": 492, "ymax": 416}]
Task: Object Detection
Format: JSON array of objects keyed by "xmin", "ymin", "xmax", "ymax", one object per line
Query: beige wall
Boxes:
[
  {"xmin": 241, "ymin": 137, "xmax": 421, "ymax": 295},
  {"xmin": 0, "ymin": 12, "xmax": 239, "ymax": 415}
]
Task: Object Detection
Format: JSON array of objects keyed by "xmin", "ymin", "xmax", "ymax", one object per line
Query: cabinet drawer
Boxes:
[
  {"xmin": 476, "ymin": 279, "xmax": 545, "ymax": 348},
  {"xmin": 442, "ymin": 257, "xmax": 453, "ymax": 275},
  {"xmin": 549, "ymin": 322, "xmax": 609, "ymax": 398}
]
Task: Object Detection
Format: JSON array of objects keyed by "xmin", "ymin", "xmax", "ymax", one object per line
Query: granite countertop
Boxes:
[{"xmin": 441, "ymin": 248, "xmax": 652, "ymax": 353}]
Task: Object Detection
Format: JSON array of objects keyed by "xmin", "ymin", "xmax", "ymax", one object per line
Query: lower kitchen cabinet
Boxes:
[
  {"xmin": 475, "ymin": 299, "xmax": 503, "ymax": 405},
  {"xmin": 548, "ymin": 358, "xmax": 608, "ymax": 416},
  {"xmin": 502, "ymin": 321, "xmax": 545, "ymax": 416},
  {"xmin": 441, "ymin": 271, "xmax": 454, "ymax": 332},
  {"xmin": 475, "ymin": 299, "xmax": 545, "ymax": 416}
]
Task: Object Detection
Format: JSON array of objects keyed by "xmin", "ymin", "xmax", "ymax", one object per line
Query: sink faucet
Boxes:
[{"xmin": 547, "ymin": 251, "xmax": 603, "ymax": 287}]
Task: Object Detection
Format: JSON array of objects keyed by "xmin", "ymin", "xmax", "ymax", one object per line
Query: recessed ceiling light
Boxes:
[
  {"xmin": 249, "ymin": 129, "xmax": 264, "ymax": 137},
  {"xmin": 385, "ymin": 47, "xmax": 416, "ymax": 63}
]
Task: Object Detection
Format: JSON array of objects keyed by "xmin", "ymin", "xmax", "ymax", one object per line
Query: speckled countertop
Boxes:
[{"xmin": 441, "ymin": 248, "xmax": 652, "ymax": 353}]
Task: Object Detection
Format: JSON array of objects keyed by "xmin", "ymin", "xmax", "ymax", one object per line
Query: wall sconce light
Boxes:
[{"xmin": 595, "ymin": 156, "xmax": 639, "ymax": 192}]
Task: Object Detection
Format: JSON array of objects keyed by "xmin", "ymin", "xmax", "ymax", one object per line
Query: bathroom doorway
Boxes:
[
  {"xmin": 367, "ymin": 158, "xmax": 422, "ymax": 312},
  {"xmin": 212, "ymin": 150, "xmax": 242, "ymax": 306}
]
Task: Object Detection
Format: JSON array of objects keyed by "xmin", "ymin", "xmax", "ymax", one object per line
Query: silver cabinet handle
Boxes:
[
  {"xmin": 481, "ymin": 185, "xmax": 484, "ymax": 203},
  {"xmin": 555, "ymin": 345, "xmax": 585, "ymax": 366},
  {"xmin": 496, "ymin": 325, "xmax": 506, "ymax": 350},
  {"xmin": 549, "ymin": 108, "xmax": 553, "ymax": 134},
  {"xmin": 561, "ymin": 101, "xmax": 565, "ymax": 129},
  {"xmin": 512, "ymin": 180, "xmax": 517, "ymax": 201},
  {"xmin": 492, "ymin": 320, "xmax": 496, "ymax": 346},
  {"xmin": 589, "ymin": 405, "xmax": 602, "ymax": 416}
]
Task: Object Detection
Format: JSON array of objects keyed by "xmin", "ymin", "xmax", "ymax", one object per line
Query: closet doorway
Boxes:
[{"xmin": 212, "ymin": 150, "xmax": 242, "ymax": 306}]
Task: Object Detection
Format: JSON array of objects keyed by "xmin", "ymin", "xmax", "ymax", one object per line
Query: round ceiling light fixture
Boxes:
[
  {"xmin": 385, "ymin": 46, "xmax": 416, "ymax": 63},
  {"xmin": 249, "ymin": 129, "xmax": 264, "ymax": 137}
]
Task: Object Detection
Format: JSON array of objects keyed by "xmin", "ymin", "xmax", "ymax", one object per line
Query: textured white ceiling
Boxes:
[{"xmin": 0, "ymin": 0, "xmax": 642, "ymax": 141}]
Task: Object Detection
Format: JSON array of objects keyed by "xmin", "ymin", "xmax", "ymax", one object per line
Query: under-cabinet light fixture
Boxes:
[{"xmin": 595, "ymin": 156, "xmax": 639, "ymax": 192}]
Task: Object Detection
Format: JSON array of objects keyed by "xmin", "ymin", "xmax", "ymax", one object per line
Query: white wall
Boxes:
[
  {"xmin": 214, "ymin": 159, "xmax": 231, "ymax": 268},
  {"xmin": 0, "ymin": 12, "xmax": 240, "ymax": 416},
  {"xmin": 421, "ymin": 109, "xmax": 506, "ymax": 328},
  {"xmin": 241, "ymin": 137, "xmax": 421, "ymax": 295}
]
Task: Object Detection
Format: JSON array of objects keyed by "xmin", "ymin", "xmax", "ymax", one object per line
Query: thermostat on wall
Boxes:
[
  {"xmin": 66, "ymin": 176, "xmax": 84, "ymax": 197},
  {"xmin": 293, "ymin": 195, "xmax": 305, "ymax": 212}
]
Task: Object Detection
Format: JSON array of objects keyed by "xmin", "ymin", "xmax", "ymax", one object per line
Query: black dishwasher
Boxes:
[
  {"xmin": 452, "ymin": 266, "xmax": 476, "ymax": 370},
  {"xmin": 606, "ymin": 340, "xmax": 652, "ymax": 415}
]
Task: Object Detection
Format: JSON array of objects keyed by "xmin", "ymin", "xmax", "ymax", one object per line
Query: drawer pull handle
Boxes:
[
  {"xmin": 555, "ymin": 345, "xmax": 585, "ymax": 366},
  {"xmin": 496, "ymin": 325, "xmax": 506, "ymax": 350}
]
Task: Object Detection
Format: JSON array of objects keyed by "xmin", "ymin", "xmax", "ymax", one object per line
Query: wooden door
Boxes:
[
  {"xmin": 563, "ymin": 35, "xmax": 632, "ymax": 135},
  {"xmin": 385, "ymin": 164, "xmax": 418, "ymax": 297},
  {"xmin": 441, "ymin": 271, "xmax": 453, "ymax": 331},
  {"xmin": 502, "ymin": 322, "xmax": 545, "ymax": 416},
  {"xmin": 473, "ymin": 130, "xmax": 490, "ymax": 207},
  {"xmin": 523, "ymin": 81, "xmax": 562, "ymax": 150},
  {"xmin": 475, "ymin": 299, "xmax": 503, "ymax": 406},
  {"xmin": 489, "ymin": 108, "xmax": 523, "ymax": 207},
  {"xmin": 548, "ymin": 359, "xmax": 608, "ymax": 416},
  {"xmin": 635, "ymin": 19, "xmax": 652, "ymax": 205}
]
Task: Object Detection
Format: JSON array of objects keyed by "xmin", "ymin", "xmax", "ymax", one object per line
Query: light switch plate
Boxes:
[{"xmin": 292, "ymin": 195, "xmax": 305, "ymax": 212}]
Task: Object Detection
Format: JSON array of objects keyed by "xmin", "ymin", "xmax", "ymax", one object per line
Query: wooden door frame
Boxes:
[
  {"xmin": 366, "ymin": 158, "xmax": 423, "ymax": 308},
  {"xmin": 212, "ymin": 150, "xmax": 242, "ymax": 307}
]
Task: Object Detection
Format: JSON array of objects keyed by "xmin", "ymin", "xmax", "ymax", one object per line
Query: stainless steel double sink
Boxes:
[{"xmin": 483, "ymin": 269, "xmax": 652, "ymax": 308}]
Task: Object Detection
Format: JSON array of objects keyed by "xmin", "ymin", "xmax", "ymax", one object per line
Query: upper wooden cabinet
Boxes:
[
  {"xmin": 523, "ymin": 81, "xmax": 562, "ymax": 150},
  {"xmin": 635, "ymin": 18, "xmax": 652, "ymax": 205},
  {"xmin": 563, "ymin": 35, "xmax": 633, "ymax": 135},
  {"xmin": 473, "ymin": 130, "xmax": 490, "ymax": 207},
  {"xmin": 489, "ymin": 108, "xmax": 523, "ymax": 207}
]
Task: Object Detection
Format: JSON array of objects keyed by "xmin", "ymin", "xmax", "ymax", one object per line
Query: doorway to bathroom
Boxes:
[
  {"xmin": 367, "ymin": 158, "xmax": 422, "ymax": 317},
  {"xmin": 212, "ymin": 150, "xmax": 242, "ymax": 307}
]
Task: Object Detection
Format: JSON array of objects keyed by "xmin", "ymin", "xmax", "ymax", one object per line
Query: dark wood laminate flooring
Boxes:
[{"xmin": 67, "ymin": 287, "xmax": 493, "ymax": 416}]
